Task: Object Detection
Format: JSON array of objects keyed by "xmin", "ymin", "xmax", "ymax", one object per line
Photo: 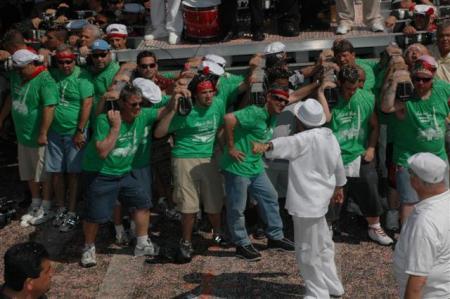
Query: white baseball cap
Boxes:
[
  {"xmin": 106, "ymin": 24, "xmax": 128, "ymax": 37},
  {"xmin": 294, "ymin": 98, "xmax": 326, "ymax": 127},
  {"xmin": 132, "ymin": 78, "xmax": 162, "ymax": 104},
  {"xmin": 204, "ymin": 54, "xmax": 226, "ymax": 68},
  {"xmin": 12, "ymin": 49, "xmax": 40, "ymax": 67},
  {"xmin": 407, "ymin": 152, "xmax": 447, "ymax": 184},
  {"xmin": 414, "ymin": 4, "xmax": 436, "ymax": 16},
  {"xmin": 199, "ymin": 60, "xmax": 224, "ymax": 76},
  {"xmin": 264, "ymin": 42, "xmax": 286, "ymax": 55}
]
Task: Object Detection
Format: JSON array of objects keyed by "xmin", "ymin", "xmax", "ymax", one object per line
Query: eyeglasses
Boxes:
[
  {"xmin": 271, "ymin": 94, "xmax": 289, "ymax": 105},
  {"xmin": 139, "ymin": 63, "xmax": 157, "ymax": 69},
  {"xmin": 412, "ymin": 76, "xmax": 432, "ymax": 83},
  {"xmin": 57, "ymin": 60, "xmax": 74, "ymax": 65},
  {"xmin": 91, "ymin": 52, "xmax": 108, "ymax": 59}
]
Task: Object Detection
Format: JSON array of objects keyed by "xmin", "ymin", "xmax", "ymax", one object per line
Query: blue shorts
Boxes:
[
  {"xmin": 131, "ymin": 166, "xmax": 152, "ymax": 199},
  {"xmin": 83, "ymin": 172, "xmax": 152, "ymax": 223},
  {"xmin": 45, "ymin": 130, "xmax": 86, "ymax": 173}
]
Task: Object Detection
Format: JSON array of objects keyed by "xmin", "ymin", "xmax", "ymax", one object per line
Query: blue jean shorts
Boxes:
[
  {"xmin": 83, "ymin": 172, "xmax": 152, "ymax": 223},
  {"xmin": 131, "ymin": 166, "xmax": 152, "ymax": 199},
  {"xmin": 45, "ymin": 130, "xmax": 86, "ymax": 173}
]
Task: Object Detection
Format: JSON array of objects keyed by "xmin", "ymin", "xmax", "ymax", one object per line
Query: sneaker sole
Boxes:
[
  {"xmin": 235, "ymin": 254, "xmax": 262, "ymax": 262},
  {"xmin": 80, "ymin": 261, "xmax": 96, "ymax": 268},
  {"xmin": 267, "ymin": 247, "xmax": 295, "ymax": 252}
]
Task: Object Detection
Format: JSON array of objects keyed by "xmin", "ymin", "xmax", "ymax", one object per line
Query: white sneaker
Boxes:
[
  {"xmin": 144, "ymin": 27, "xmax": 168, "ymax": 41},
  {"xmin": 385, "ymin": 209, "xmax": 400, "ymax": 231},
  {"xmin": 20, "ymin": 206, "xmax": 40, "ymax": 227},
  {"xmin": 336, "ymin": 23, "xmax": 351, "ymax": 35},
  {"xmin": 134, "ymin": 239, "xmax": 159, "ymax": 257},
  {"xmin": 29, "ymin": 207, "xmax": 54, "ymax": 225},
  {"xmin": 168, "ymin": 32, "xmax": 179, "ymax": 45},
  {"xmin": 368, "ymin": 227, "xmax": 394, "ymax": 245},
  {"xmin": 81, "ymin": 246, "xmax": 96, "ymax": 268},
  {"xmin": 115, "ymin": 232, "xmax": 130, "ymax": 246},
  {"xmin": 371, "ymin": 22, "xmax": 385, "ymax": 32}
]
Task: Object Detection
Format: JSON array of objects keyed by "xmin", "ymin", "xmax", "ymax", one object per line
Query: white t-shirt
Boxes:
[
  {"xmin": 393, "ymin": 190, "xmax": 450, "ymax": 298},
  {"xmin": 266, "ymin": 127, "xmax": 347, "ymax": 218}
]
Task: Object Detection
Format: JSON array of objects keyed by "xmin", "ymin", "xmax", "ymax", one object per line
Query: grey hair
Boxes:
[
  {"xmin": 82, "ymin": 24, "xmax": 103, "ymax": 39},
  {"xmin": 55, "ymin": 44, "xmax": 73, "ymax": 54},
  {"xmin": 437, "ymin": 20, "xmax": 450, "ymax": 37}
]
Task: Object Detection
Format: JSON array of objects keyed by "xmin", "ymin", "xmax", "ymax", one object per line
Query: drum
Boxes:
[{"xmin": 182, "ymin": 0, "xmax": 221, "ymax": 42}]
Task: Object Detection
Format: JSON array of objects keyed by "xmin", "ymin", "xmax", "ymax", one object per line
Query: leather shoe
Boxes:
[
  {"xmin": 251, "ymin": 30, "xmax": 265, "ymax": 41},
  {"xmin": 278, "ymin": 22, "xmax": 299, "ymax": 37}
]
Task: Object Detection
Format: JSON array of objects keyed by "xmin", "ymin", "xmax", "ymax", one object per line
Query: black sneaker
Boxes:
[
  {"xmin": 212, "ymin": 234, "xmax": 229, "ymax": 247},
  {"xmin": 175, "ymin": 239, "xmax": 193, "ymax": 264},
  {"xmin": 236, "ymin": 244, "xmax": 261, "ymax": 261},
  {"xmin": 267, "ymin": 237, "xmax": 295, "ymax": 252}
]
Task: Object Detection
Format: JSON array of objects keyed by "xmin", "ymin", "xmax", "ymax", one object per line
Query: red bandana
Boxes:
[
  {"xmin": 55, "ymin": 53, "xmax": 76, "ymax": 60},
  {"xmin": 268, "ymin": 89, "xmax": 289, "ymax": 99},
  {"xmin": 196, "ymin": 80, "xmax": 215, "ymax": 93}
]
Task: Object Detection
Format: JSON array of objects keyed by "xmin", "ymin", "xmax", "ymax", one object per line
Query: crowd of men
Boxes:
[{"xmin": 0, "ymin": 0, "xmax": 450, "ymax": 298}]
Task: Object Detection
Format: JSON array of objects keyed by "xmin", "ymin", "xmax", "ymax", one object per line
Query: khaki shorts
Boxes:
[
  {"xmin": 18, "ymin": 143, "xmax": 48, "ymax": 182},
  {"xmin": 172, "ymin": 157, "xmax": 224, "ymax": 214}
]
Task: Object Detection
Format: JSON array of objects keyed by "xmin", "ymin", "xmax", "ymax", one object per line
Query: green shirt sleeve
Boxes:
[
  {"xmin": 234, "ymin": 105, "xmax": 257, "ymax": 130},
  {"xmin": 94, "ymin": 115, "xmax": 110, "ymax": 142},
  {"xmin": 40, "ymin": 75, "xmax": 59, "ymax": 106},
  {"xmin": 79, "ymin": 71, "xmax": 95, "ymax": 100},
  {"xmin": 143, "ymin": 107, "xmax": 158, "ymax": 126}
]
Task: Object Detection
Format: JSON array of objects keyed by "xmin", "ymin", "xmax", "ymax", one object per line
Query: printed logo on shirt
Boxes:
[
  {"xmin": 111, "ymin": 129, "xmax": 139, "ymax": 157},
  {"xmin": 415, "ymin": 109, "xmax": 444, "ymax": 142}
]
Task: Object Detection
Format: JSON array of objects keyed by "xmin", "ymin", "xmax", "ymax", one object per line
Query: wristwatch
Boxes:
[{"xmin": 76, "ymin": 127, "xmax": 85, "ymax": 134}]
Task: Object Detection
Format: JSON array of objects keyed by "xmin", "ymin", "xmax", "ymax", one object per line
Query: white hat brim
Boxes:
[{"xmin": 294, "ymin": 101, "xmax": 326, "ymax": 127}]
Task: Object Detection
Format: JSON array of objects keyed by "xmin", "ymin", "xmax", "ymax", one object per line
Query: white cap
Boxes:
[
  {"xmin": 123, "ymin": 3, "xmax": 145, "ymax": 13},
  {"xmin": 414, "ymin": 4, "xmax": 435, "ymax": 15},
  {"xmin": 204, "ymin": 54, "xmax": 226, "ymax": 68},
  {"xmin": 264, "ymin": 42, "xmax": 286, "ymax": 55},
  {"xmin": 294, "ymin": 99, "xmax": 326, "ymax": 127},
  {"xmin": 106, "ymin": 24, "xmax": 128, "ymax": 37},
  {"xmin": 132, "ymin": 78, "xmax": 162, "ymax": 104},
  {"xmin": 12, "ymin": 49, "xmax": 40, "ymax": 67},
  {"xmin": 407, "ymin": 152, "xmax": 447, "ymax": 184},
  {"xmin": 199, "ymin": 60, "xmax": 224, "ymax": 76}
]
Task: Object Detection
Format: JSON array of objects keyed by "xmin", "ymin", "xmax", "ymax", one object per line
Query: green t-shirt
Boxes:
[
  {"xmin": 88, "ymin": 61, "xmax": 120, "ymax": 124},
  {"xmin": 329, "ymin": 89, "xmax": 375, "ymax": 165},
  {"xmin": 131, "ymin": 95, "xmax": 170, "ymax": 169},
  {"xmin": 10, "ymin": 70, "xmax": 59, "ymax": 147},
  {"xmin": 392, "ymin": 79, "xmax": 450, "ymax": 166},
  {"xmin": 216, "ymin": 73, "xmax": 244, "ymax": 108},
  {"xmin": 49, "ymin": 66, "xmax": 94, "ymax": 135},
  {"xmin": 168, "ymin": 94, "xmax": 227, "ymax": 158},
  {"xmin": 82, "ymin": 107, "xmax": 158, "ymax": 175},
  {"xmin": 356, "ymin": 58, "xmax": 376, "ymax": 93},
  {"xmin": 221, "ymin": 105, "xmax": 277, "ymax": 177}
]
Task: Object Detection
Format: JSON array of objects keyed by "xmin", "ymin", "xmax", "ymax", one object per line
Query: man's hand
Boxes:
[
  {"xmin": 403, "ymin": 25, "xmax": 417, "ymax": 35},
  {"xmin": 108, "ymin": 110, "xmax": 121, "ymax": 130},
  {"xmin": 103, "ymin": 90, "xmax": 120, "ymax": 101},
  {"xmin": 79, "ymin": 46, "xmax": 90, "ymax": 57},
  {"xmin": 37, "ymin": 133, "xmax": 48, "ymax": 146},
  {"xmin": 73, "ymin": 132, "xmax": 86, "ymax": 150},
  {"xmin": 319, "ymin": 81, "xmax": 337, "ymax": 93},
  {"xmin": 249, "ymin": 54, "xmax": 264, "ymax": 69},
  {"xmin": 169, "ymin": 88, "xmax": 191, "ymax": 112},
  {"xmin": 252, "ymin": 142, "xmax": 269, "ymax": 154},
  {"xmin": 332, "ymin": 186, "xmax": 344, "ymax": 205},
  {"xmin": 229, "ymin": 147, "xmax": 245, "ymax": 162},
  {"xmin": 0, "ymin": 50, "xmax": 11, "ymax": 61},
  {"xmin": 363, "ymin": 147, "xmax": 375, "ymax": 162}
]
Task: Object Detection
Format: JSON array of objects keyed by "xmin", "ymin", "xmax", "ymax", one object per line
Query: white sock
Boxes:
[
  {"xmin": 31, "ymin": 198, "xmax": 42, "ymax": 208},
  {"xmin": 84, "ymin": 243, "xmax": 95, "ymax": 251},
  {"xmin": 41, "ymin": 200, "xmax": 51, "ymax": 211},
  {"xmin": 130, "ymin": 220, "xmax": 136, "ymax": 235},
  {"xmin": 136, "ymin": 235, "xmax": 149, "ymax": 248},
  {"xmin": 369, "ymin": 223, "xmax": 381, "ymax": 229},
  {"xmin": 115, "ymin": 224, "xmax": 125, "ymax": 237}
]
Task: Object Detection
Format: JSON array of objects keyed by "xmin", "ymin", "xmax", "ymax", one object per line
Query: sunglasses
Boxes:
[
  {"xmin": 57, "ymin": 60, "xmax": 74, "ymax": 65},
  {"xmin": 91, "ymin": 52, "xmax": 108, "ymax": 59},
  {"xmin": 139, "ymin": 63, "xmax": 157, "ymax": 69},
  {"xmin": 271, "ymin": 94, "xmax": 289, "ymax": 105},
  {"xmin": 412, "ymin": 76, "xmax": 432, "ymax": 83}
]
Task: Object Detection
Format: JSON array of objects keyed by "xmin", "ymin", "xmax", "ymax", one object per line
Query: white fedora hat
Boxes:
[{"xmin": 294, "ymin": 98, "xmax": 326, "ymax": 127}]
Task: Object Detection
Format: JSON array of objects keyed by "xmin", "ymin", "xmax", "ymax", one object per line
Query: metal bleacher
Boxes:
[{"xmin": 116, "ymin": 0, "xmax": 447, "ymax": 69}]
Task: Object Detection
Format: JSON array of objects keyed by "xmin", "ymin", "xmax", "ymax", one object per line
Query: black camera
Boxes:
[
  {"xmin": 324, "ymin": 87, "xmax": 339, "ymax": 109},
  {"xmin": 395, "ymin": 32, "xmax": 435, "ymax": 48},
  {"xmin": 178, "ymin": 97, "xmax": 193, "ymax": 116},
  {"xmin": 0, "ymin": 197, "xmax": 16, "ymax": 229},
  {"xmin": 396, "ymin": 81, "xmax": 414, "ymax": 102},
  {"xmin": 39, "ymin": 12, "xmax": 56, "ymax": 30}
]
